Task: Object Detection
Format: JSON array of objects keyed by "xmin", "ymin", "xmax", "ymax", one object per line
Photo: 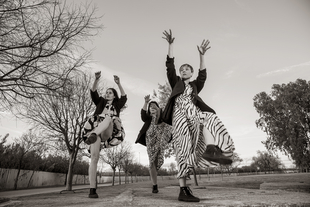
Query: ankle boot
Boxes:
[
  {"xmin": 178, "ymin": 186, "xmax": 200, "ymax": 202},
  {"xmin": 85, "ymin": 133, "xmax": 97, "ymax": 145},
  {"xmin": 202, "ymin": 145, "xmax": 232, "ymax": 165},
  {"xmin": 152, "ymin": 184, "xmax": 158, "ymax": 193},
  {"xmin": 89, "ymin": 188, "xmax": 98, "ymax": 198}
]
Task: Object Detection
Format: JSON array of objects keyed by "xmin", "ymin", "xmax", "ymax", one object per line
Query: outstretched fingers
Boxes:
[
  {"xmin": 198, "ymin": 39, "xmax": 211, "ymax": 55},
  {"xmin": 162, "ymin": 29, "xmax": 175, "ymax": 44},
  {"xmin": 202, "ymin": 39, "xmax": 210, "ymax": 49},
  {"xmin": 144, "ymin": 94, "xmax": 151, "ymax": 102}
]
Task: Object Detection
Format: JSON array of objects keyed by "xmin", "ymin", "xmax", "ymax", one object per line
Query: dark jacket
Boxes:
[
  {"xmin": 135, "ymin": 109, "xmax": 164, "ymax": 146},
  {"xmin": 162, "ymin": 56, "xmax": 216, "ymax": 125},
  {"xmin": 91, "ymin": 90, "xmax": 127, "ymax": 117}
]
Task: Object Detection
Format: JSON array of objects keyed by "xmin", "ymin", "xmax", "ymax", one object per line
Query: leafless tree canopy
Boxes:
[
  {"xmin": 0, "ymin": 0, "xmax": 102, "ymax": 110},
  {"xmin": 100, "ymin": 141, "xmax": 132, "ymax": 186},
  {"xmin": 17, "ymin": 72, "xmax": 94, "ymax": 152},
  {"xmin": 15, "ymin": 71, "xmax": 95, "ymax": 190}
]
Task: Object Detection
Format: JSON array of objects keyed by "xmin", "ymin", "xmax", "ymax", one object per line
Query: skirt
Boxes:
[{"xmin": 82, "ymin": 115, "xmax": 125, "ymax": 149}]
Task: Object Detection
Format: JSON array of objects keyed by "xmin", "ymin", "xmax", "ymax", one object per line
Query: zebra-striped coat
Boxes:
[{"xmin": 162, "ymin": 56, "xmax": 216, "ymax": 125}]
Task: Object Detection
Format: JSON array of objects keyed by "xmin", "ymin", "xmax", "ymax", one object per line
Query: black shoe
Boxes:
[
  {"xmin": 202, "ymin": 145, "xmax": 232, "ymax": 165},
  {"xmin": 88, "ymin": 188, "xmax": 98, "ymax": 198},
  {"xmin": 178, "ymin": 186, "xmax": 200, "ymax": 202},
  {"xmin": 152, "ymin": 185, "xmax": 158, "ymax": 193},
  {"xmin": 85, "ymin": 133, "xmax": 97, "ymax": 145}
]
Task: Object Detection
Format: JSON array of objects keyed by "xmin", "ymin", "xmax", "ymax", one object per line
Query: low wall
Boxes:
[
  {"xmin": 0, "ymin": 168, "xmax": 89, "ymax": 191},
  {"xmin": 1, "ymin": 168, "xmax": 243, "ymax": 191},
  {"xmin": 0, "ymin": 168, "xmax": 175, "ymax": 191}
]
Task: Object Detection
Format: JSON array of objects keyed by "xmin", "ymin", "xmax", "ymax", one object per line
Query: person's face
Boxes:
[
  {"xmin": 105, "ymin": 89, "xmax": 115, "ymax": 101},
  {"xmin": 149, "ymin": 103, "xmax": 158, "ymax": 115},
  {"xmin": 179, "ymin": 65, "xmax": 193, "ymax": 80}
]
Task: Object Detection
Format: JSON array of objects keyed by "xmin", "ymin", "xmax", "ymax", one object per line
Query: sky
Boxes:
[{"xmin": 1, "ymin": 0, "xmax": 310, "ymax": 169}]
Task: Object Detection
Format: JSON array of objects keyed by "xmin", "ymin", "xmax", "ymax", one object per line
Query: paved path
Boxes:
[
  {"xmin": 0, "ymin": 174, "xmax": 309, "ymax": 207},
  {"xmin": 0, "ymin": 183, "xmax": 112, "ymax": 198}
]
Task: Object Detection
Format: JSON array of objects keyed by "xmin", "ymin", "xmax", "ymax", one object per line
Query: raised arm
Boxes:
[
  {"xmin": 91, "ymin": 71, "xmax": 101, "ymax": 92},
  {"xmin": 141, "ymin": 95, "xmax": 151, "ymax": 122},
  {"xmin": 195, "ymin": 40, "xmax": 211, "ymax": 93},
  {"xmin": 197, "ymin": 39, "xmax": 211, "ymax": 70},
  {"xmin": 142, "ymin": 95, "xmax": 151, "ymax": 111},
  {"xmin": 162, "ymin": 29, "xmax": 179, "ymax": 87},
  {"xmin": 114, "ymin": 75, "xmax": 126, "ymax": 96},
  {"xmin": 162, "ymin": 29, "xmax": 175, "ymax": 58}
]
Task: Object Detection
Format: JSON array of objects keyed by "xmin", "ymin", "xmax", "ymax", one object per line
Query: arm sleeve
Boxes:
[
  {"xmin": 166, "ymin": 55, "xmax": 179, "ymax": 88},
  {"xmin": 118, "ymin": 95, "xmax": 128, "ymax": 109},
  {"xmin": 90, "ymin": 90, "xmax": 101, "ymax": 105},
  {"xmin": 196, "ymin": 68, "xmax": 207, "ymax": 93},
  {"xmin": 141, "ymin": 109, "xmax": 151, "ymax": 122}
]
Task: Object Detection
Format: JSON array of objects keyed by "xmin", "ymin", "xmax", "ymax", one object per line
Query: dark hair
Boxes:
[
  {"xmin": 179, "ymin": 64, "xmax": 194, "ymax": 73},
  {"xmin": 147, "ymin": 101, "xmax": 160, "ymax": 115},
  {"xmin": 107, "ymin": 88, "xmax": 119, "ymax": 102}
]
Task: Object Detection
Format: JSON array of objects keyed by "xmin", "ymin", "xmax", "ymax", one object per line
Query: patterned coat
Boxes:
[{"xmin": 135, "ymin": 109, "xmax": 164, "ymax": 146}]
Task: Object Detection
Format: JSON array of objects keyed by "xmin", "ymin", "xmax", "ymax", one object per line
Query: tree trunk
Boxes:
[
  {"xmin": 65, "ymin": 153, "xmax": 76, "ymax": 191},
  {"xmin": 14, "ymin": 167, "xmax": 21, "ymax": 190},
  {"xmin": 27, "ymin": 170, "xmax": 35, "ymax": 188},
  {"xmin": 14, "ymin": 156, "xmax": 24, "ymax": 190},
  {"xmin": 66, "ymin": 161, "xmax": 73, "ymax": 191},
  {"xmin": 112, "ymin": 168, "xmax": 116, "ymax": 186},
  {"xmin": 208, "ymin": 168, "xmax": 210, "ymax": 181},
  {"xmin": 221, "ymin": 166, "xmax": 223, "ymax": 181},
  {"xmin": 118, "ymin": 168, "xmax": 121, "ymax": 185},
  {"xmin": 192, "ymin": 168, "xmax": 198, "ymax": 186}
]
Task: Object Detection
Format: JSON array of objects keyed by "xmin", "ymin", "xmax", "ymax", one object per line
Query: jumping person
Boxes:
[
  {"xmin": 162, "ymin": 30, "xmax": 235, "ymax": 202},
  {"xmin": 82, "ymin": 71, "xmax": 127, "ymax": 198},
  {"xmin": 135, "ymin": 95, "xmax": 172, "ymax": 194}
]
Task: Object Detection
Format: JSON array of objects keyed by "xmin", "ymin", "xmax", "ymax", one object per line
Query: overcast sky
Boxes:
[{"xmin": 1, "ymin": 0, "xmax": 309, "ymax": 169}]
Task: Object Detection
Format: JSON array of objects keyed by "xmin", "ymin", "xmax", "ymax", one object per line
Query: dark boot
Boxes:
[
  {"xmin": 178, "ymin": 186, "xmax": 200, "ymax": 202},
  {"xmin": 152, "ymin": 184, "xmax": 158, "ymax": 193},
  {"xmin": 85, "ymin": 133, "xmax": 97, "ymax": 145},
  {"xmin": 202, "ymin": 145, "xmax": 232, "ymax": 165},
  {"xmin": 88, "ymin": 188, "xmax": 98, "ymax": 198}
]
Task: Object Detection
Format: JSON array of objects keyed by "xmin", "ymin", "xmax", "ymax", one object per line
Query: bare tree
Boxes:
[
  {"xmin": 100, "ymin": 141, "xmax": 131, "ymax": 186},
  {"xmin": 0, "ymin": 0, "xmax": 102, "ymax": 110},
  {"xmin": 120, "ymin": 151, "xmax": 134, "ymax": 184},
  {"xmin": 12, "ymin": 130, "xmax": 46, "ymax": 190},
  {"xmin": 15, "ymin": 71, "xmax": 94, "ymax": 191},
  {"xmin": 251, "ymin": 151, "xmax": 283, "ymax": 174}
]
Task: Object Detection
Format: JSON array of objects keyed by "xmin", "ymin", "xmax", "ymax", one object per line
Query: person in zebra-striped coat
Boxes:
[{"xmin": 162, "ymin": 30, "xmax": 235, "ymax": 202}]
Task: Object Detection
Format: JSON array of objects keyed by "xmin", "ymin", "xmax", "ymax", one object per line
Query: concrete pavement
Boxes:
[
  {"xmin": 0, "ymin": 174, "xmax": 310, "ymax": 207},
  {"xmin": 0, "ymin": 183, "xmax": 112, "ymax": 199}
]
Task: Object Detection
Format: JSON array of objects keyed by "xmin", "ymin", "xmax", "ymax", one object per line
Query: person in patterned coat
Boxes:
[
  {"xmin": 82, "ymin": 71, "xmax": 127, "ymax": 198},
  {"xmin": 135, "ymin": 95, "xmax": 172, "ymax": 194}
]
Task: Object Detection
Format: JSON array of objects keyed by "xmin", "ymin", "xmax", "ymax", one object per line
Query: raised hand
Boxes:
[
  {"xmin": 144, "ymin": 94, "xmax": 151, "ymax": 103},
  {"xmin": 95, "ymin": 71, "xmax": 101, "ymax": 80},
  {"xmin": 162, "ymin": 29, "xmax": 175, "ymax": 44},
  {"xmin": 197, "ymin": 39, "xmax": 211, "ymax": 55},
  {"xmin": 114, "ymin": 75, "xmax": 120, "ymax": 84}
]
